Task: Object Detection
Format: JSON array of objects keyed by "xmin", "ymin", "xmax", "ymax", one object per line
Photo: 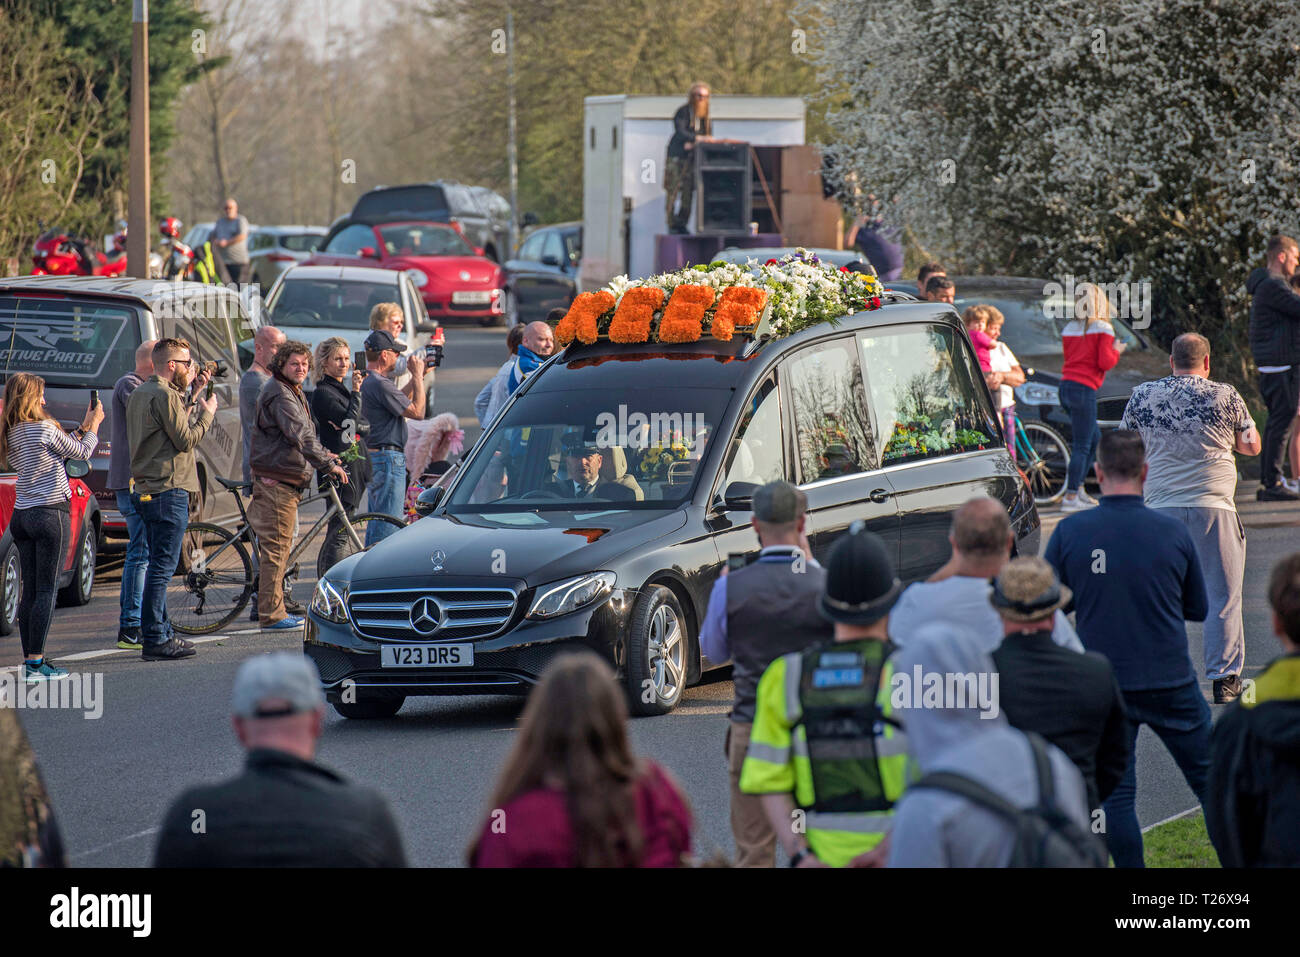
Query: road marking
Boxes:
[
  {"xmin": 41, "ymin": 634, "xmax": 234, "ymax": 665},
  {"xmin": 71, "ymin": 826, "xmax": 161, "ymax": 861},
  {"xmin": 1141, "ymin": 804, "xmax": 1202, "ymax": 833}
]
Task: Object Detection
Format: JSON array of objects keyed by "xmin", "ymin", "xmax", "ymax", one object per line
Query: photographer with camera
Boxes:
[{"xmin": 697, "ymin": 480, "xmax": 826, "ymax": 866}]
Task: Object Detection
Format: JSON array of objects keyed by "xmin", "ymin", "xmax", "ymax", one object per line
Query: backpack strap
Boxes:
[
  {"xmin": 1025, "ymin": 731, "xmax": 1056, "ymax": 810},
  {"xmin": 910, "ymin": 771, "xmax": 1023, "ymax": 824}
]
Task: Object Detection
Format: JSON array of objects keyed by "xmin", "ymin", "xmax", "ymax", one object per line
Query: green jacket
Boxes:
[{"xmin": 126, "ymin": 375, "xmax": 213, "ymax": 495}]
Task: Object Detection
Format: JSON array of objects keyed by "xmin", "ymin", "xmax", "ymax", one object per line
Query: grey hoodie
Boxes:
[{"xmin": 887, "ymin": 622, "xmax": 1091, "ymax": 867}]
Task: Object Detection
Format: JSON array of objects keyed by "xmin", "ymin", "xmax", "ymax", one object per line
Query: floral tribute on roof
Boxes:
[{"xmin": 553, "ymin": 249, "xmax": 886, "ymax": 347}]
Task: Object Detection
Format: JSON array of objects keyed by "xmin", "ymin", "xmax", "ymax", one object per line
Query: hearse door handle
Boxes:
[{"xmin": 868, "ymin": 488, "xmax": 891, "ymax": 504}]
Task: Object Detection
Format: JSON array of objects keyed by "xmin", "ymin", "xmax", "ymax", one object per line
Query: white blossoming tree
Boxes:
[{"xmin": 798, "ymin": 0, "xmax": 1300, "ymax": 387}]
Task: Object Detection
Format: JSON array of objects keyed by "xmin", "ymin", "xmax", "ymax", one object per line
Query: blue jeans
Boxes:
[
  {"xmin": 136, "ymin": 489, "xmax": 190, "ymax": 647},
  {"xmin": 365, "ymin": 449, "xmax": 406, "ymax": 546},
  {"xmin": 1059, "ymin": 379, "xmax": 1099, "ymax": 492},
  {"xmin": 1102, "ymin": 680, "xmax": 1211, "ymax": 868},
  {"xmin": 116, "ymin": 490, "xmax": 150, "ymax": 631}
]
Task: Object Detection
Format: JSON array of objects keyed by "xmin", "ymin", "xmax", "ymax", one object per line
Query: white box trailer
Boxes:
[{"xmin": 579, "ymin": 94, "xmax": 807, "ymax": 291}]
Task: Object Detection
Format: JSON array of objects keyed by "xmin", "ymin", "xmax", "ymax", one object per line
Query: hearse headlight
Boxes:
[
  {"xmin": 311, "ymin": 577, "xmax": 349, "ymax": 624},
  {"xmin": 527, "ymin": 572, "xmax": 616, "ymax": 620},
  {"xmin": 1015, "ymin": 381, "xmax": 1059, "ymax": 407}
]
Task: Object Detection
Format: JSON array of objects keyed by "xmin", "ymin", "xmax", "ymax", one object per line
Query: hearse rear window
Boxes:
[
  {"xmin": 0, "ymin": 296, "xmax": 139, "ymax": 389},
  {"xmin": 860, "ymin": 325, "xmax": 998, "ymax": 465}
]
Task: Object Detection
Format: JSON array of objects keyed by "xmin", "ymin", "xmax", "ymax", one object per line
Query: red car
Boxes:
[
  {"xmin": 307, "ymin": 219, "xmax": 505, "ymax": 323},
  {"xmin": 0, "ymin": 476, "xmax": 100, "ymax": 636}
]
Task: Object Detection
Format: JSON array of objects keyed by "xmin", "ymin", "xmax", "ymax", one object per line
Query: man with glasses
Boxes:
[
  {"xmin": 211, "ymin": 198, "xmax": 251, "ymax": 285},
  {"xmin": 126, "ymin": 338, "xmax": 218, "ymax": 661}
]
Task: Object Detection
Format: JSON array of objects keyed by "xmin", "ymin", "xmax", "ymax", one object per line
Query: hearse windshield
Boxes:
[
  {"xmin": 0, "ymin": 295, "xmax": 141, "ymax": 389},
  {"xmin": 446, "ymin": 385, "xmax": 734, "ymax": 511}
]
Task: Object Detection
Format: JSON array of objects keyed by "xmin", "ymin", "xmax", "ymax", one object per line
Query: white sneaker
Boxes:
[
  {"xmin": 1283, "ymin": 477, "xmax": 1300, "ymax": 495},
  {"xmin": 1061, "ymin": 492, "xmax": 1094, "ymax": 513},
  {"xmin": 1077, "ymin": 488, "xmax": 1099, "ymax": 506}
]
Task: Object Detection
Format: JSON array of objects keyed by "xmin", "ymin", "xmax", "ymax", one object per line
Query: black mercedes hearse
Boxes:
[{"xmin": 307, "ymin": 297, "xmax": 1039, "ymax": 717}]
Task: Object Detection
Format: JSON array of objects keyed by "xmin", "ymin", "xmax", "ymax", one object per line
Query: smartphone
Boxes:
[
  {"xmin": 89, "ymin": 389, "xmax": 98, "ymax": 411},
  {"xmin": 205, "ymin": 379, "xmax": 214, "ymax": 400},
  {"xmin": 726, "ymin": 553, "xmax": 749, "ymax": 573},
  {"xmin": 354, "ymin": 351, "xmax": 366, "ymax": 372}
]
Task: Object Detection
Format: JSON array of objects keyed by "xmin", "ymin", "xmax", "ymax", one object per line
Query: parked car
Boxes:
[
  {"xmin": 0, "ymin": 474, "xmax": 100, "ymax": 635},
  {"xmin": 503, "ymin": 222, "xmax": 581, "ymax": 326},
  {"xmin": 349, "ymin": 182, "xmax": 510, "ymax": 264},
  {"xmin": 306, "ymin": 220, "xmax": 504, "ymax": 324},
  {"xmin": 261, "ymin": 264, "xmax": 439, "ymax": 411},
  {"xmin": 882, "ymin": 276, "xmax": 1169, "ymax": 443},
  {"xmin": 246, "ymin": 226, "xmax": 326, "ymax": 292},
  {"xmin": 306, "ymin": 294, "xmax": 1038, "ymax": 718},
  {"xmin": 0, "ymin": 276, "xmax": 254, "ymax": 534},
  {"xmin": 181, "ymin": 221, "xmax": 214, "ymax": 251}
]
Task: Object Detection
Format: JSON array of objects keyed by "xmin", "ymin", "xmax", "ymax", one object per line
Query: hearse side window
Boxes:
[
  {"xmin": 785, "ymin": 337, "xmax": 875, "ymax": 483},
  {"xmin": 859, "ymin": 324, "xmax": 998, "ymax": 466},
  {"xmin": 722, "ymin": 377, "xmax": 784, "ymax": 491}
]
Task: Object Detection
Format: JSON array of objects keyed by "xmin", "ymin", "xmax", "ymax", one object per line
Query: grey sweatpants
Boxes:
[{"xmin": 1155, "ymin": 506, "xmax": 1245, "ymax": 679}]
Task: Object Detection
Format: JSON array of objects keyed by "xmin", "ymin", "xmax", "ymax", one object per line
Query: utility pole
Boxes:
[
  {"xmin": 127, "ymin": 0, "xmax": 151, "ymax": 278},
  {"xmin": 506, "ymin": 6, "xmax": 519, "ymax": 258}
]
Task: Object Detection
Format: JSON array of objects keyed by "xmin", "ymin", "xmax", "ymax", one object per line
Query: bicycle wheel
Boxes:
[
  {"xmin": 168, "ymin": 521, "xmax": 254, "ymax": 635},
  {"xmin": 315, "ymin": 512, "xmax": 406, "ymax": 579},
  {"xmin": 1018, "ymin": 421, "xmax": 1070, "ymax": 506}
]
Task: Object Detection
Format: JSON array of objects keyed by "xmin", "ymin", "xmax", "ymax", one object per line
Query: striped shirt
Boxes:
[{"xmin": 3, "ymin": 421, "xmax": 98, "ymax": 510}]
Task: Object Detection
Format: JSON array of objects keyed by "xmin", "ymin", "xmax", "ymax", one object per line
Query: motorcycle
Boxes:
[
  {"xmin": 157, "ymin": 216, "xmax": 196, "ymax": 280},
  {"xmin": 30, "ymin": 224, "xmax": 128, "ymax": 277}
]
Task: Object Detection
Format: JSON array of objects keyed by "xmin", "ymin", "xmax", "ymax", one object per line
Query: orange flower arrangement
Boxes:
[
  {"xmin": 710, "ymin": 286, "xmax": 768, "ymax": 340},
  {"xmin": 657, "ymin": 284, "xmax": 715, "ymax": 343},
  {"xmin": 607, "ymin": 286, "xmax": 665, "ymax": 343},
  {"xmin": 716, "ymin": 286, "xmax": 767, "ymax": 327},
  {"xmin": 555, "ymin": 291, "xmax": 615, "ymax": 345}
]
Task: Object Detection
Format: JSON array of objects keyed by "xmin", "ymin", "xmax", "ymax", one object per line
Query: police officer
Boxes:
[
  {"xmin": 699, "ymin": 481, "xmax": 832, "ymax": 867},
  {"xmin": 740, "ymin": 522, "xmax": 911, "ymax": 867}
]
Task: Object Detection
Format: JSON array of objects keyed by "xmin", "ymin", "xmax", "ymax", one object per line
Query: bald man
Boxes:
[
  {"xmin": 241, "ymin": 325, "xmax": 286, "ymax": 482},
  {"xmin": 109, "ymin": 339, "xmax": 157, "ymax": 649},
  {"xmin": 887, "ymin": 496, "xmax": 1084, "ymax": 653},
  {"xmin": 483, "ymin": 320, "xmax": 555, "ymax": 426},
  {"xmin": 212, "ymin": 198, "xmax": 251, "ymax": 284}
]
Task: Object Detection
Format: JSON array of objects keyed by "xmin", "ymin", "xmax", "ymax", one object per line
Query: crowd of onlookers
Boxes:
[{"xmin": 7, "ymin": 236, "xmax": 1300, "ymax": 869}]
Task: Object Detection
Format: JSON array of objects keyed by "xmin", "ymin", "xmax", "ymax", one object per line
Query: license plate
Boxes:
[
  {"xmin": 380, "ymin": 644, "xmax": 474, "ymax": 668},
  {"xmin": 451, "ymin": 290, "xmax": 491, "ymax": 304}
]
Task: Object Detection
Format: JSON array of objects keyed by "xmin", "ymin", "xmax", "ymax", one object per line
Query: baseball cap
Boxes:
[
  {"xmin": 231, "ymin": 652, "xmax": 325, "ymax": 718},
  {"xmin": 364, "ymin": 328, "xmax": 407, "ymax": 354},
  {"xmin": 752, "ymin": 480, "xmax": 805, "ymax": 524}
]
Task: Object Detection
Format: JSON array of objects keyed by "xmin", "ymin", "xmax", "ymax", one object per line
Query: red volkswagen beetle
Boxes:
[
  {"xmin": 307, "ymin": 220, "xmax": 505, "ymax": 323},
  {"xmin": 0, "ymin": 476, "xmax": 100, "ymax": 636}
]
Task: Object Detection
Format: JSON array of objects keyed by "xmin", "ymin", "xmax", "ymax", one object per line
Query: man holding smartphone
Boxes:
[
  {"xmin": 697, "ymin": 481, "xmax": 828, "ymax": 866},
  {"xmin": 1121, "ymin": 333, "xmax": 1262, "ymax": 703}
]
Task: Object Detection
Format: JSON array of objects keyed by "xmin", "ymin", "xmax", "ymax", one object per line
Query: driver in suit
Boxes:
[{"xmin": 543, "ymin": 434, "xmax": 637, "ymax": 502}]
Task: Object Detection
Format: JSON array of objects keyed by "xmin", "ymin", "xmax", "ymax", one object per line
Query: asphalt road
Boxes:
[{"xmin": 11, "ymin": 324, "xmax": 1300, "ymax": 866}]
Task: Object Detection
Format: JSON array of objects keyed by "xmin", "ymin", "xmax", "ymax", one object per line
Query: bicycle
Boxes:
[
  {"xmin": 1010, "ymin": 414, "xmax": 1070, "ymax": 506},
  {"xmin": 167, "ymin": 475, "xmax": 405, "ymax": 635}
]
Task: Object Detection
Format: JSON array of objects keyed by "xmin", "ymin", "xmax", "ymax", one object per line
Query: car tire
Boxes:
[
  {"xmin": 56, "ymin": 524, "xmax": 95, "ymax": 607},
  {"xmin": 332, "ymin": 695, "xmax": 405, "ymax": 719},
  {"xmin": 626, "ymin": 585, "xmax": 689, "ymax": 715},
  {"xmin": 0, "ymin": 543, "xmax": 20, "ymax": 636}
]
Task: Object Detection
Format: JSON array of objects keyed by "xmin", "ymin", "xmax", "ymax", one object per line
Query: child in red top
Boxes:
[
  {"xmin": 1059, "ymin": 285, "xmax": 1125, "ymax": 511},
  {"xmin": 962, "ymin": 305, "xmax": 994, "ymax": 371}
]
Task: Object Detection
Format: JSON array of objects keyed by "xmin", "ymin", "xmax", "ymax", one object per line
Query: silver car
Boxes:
[
  {"xmin": 261, "ymin": 264, "xmax": 439, "ymax": 412},
  {"xmin": 247, "ymin": 225, "xmax": 327, "ymax": 292}
]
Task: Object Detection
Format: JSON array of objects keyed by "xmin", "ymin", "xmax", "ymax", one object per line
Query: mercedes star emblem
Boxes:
[
  {"xmin": 409, "ymin": 596, "xmax": 442, "ymax": 636},
  {"xmin": 430, "ymin": 549, "xmax": 447, "ymax": 571}
]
